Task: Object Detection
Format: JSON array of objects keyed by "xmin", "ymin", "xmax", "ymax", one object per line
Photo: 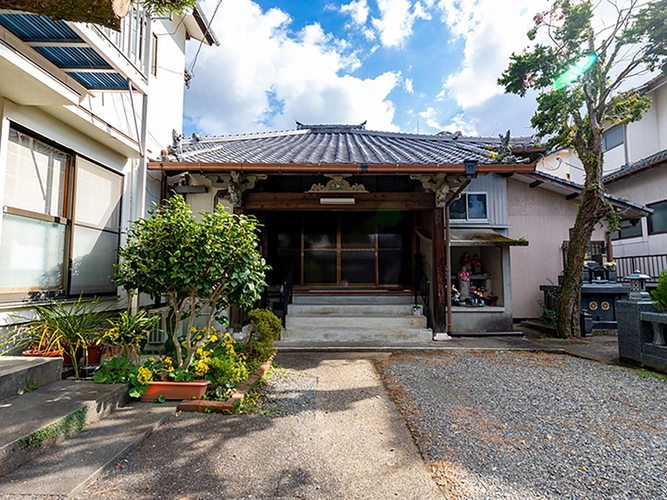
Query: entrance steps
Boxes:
[{"xmin": 284, "ymin": 294, "xmax": 431, "ymax": 342}]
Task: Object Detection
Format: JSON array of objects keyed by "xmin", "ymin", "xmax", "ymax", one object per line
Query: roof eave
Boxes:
[{"xmin": 184, "ymin": 4, "xmax": 219, "ymax": 46}]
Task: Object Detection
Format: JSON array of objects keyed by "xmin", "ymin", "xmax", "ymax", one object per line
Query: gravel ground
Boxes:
[
  {"xmin": 377, "ymin": 351, "xmax": 667, "ymax": 500},
  {"xmin": 257, "ymin": 364, "xmax": 318, "ymax": 418}
]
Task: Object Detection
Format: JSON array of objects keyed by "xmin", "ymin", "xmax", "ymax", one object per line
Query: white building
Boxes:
[
  {"xmin": 0, "ymin": 4, "xmax": 216, "ymax": 344},
  {"xmin": 602, "ymin": 76, "xmax": 667, "ymax": 279}
]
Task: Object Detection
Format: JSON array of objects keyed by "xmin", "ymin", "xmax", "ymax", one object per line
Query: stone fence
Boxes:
[{"xmin": 617, "ymin": 299, "xmax": 667, "ymax": 373}]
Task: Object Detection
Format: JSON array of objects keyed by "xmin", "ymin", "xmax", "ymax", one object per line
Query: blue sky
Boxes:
[{"xmin": 183, "ymin": 0, "xmax": 550, "ymax": 138}]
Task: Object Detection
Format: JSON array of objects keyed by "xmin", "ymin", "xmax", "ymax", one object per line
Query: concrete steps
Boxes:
[
  {"xmin": 0, "ymin": 356, "xmax": 63, "ymax": 402},
  {"xmin": 0, "ymin": 402, "xmax": 176, "ymax": 497},
  {"xmin": 0, "ymin": 380, "xmax": 129, "ymax": 478},
  {"xmin": 283, "ymin": 294, "xmax": 431, "ymax": 343}
]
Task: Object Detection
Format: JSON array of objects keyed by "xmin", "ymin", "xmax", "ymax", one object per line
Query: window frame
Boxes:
[
  {"xmin": 602, "ymin": 124, "xmax": 625, "ymax": 152},
  {"xmin": 610, "ymin": 218, "xmax": 643, "ymax": 241},
  {"xmin": 1, "ymin": 124, "xmax": 123, "ymax": 301},
  {"xmin": 648, "ymin": 199, "xmax": 667, "ymax": 236},
  {"xmin": 449, "ymin": 192, "xmax": 489, "ymax": 222}
]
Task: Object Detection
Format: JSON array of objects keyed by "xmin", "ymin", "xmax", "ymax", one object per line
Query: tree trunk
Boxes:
[{"xmin": 557, "ymin": 149, "xmax": 609, "ymax": 338}]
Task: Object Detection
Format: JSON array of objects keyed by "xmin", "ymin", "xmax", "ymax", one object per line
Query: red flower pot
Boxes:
[{"xmin": 140, "ymin": 380, "xmax": 210, "ymax": 402}]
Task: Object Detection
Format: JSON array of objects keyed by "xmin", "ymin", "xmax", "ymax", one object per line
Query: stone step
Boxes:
[
  {"xmin": 291, "ymin": 294, "xmax": 415, "ymax": 305},
  {"xmin": 282, "ymin": 327, "xmax": 433, "ymax": 343},
  {"xmin": 0, "ymin": 402, "xmax": 176, "ymax": 497},
  {"xmin": 0, "ymin": 356, "xmax": 63, "ymax": 402},
  {"xmin": 288, "ymin": 304, "xmax": 418, "ymax": 315},
  {"xmin": 285, "ymin": 314, "xmax": 427, "ymax": 330},
  {"xmin": 0, "ymin": 380, "xmax": 129, "ymax": 477}
]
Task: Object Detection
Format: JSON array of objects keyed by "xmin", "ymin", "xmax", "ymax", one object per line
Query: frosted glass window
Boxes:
[
  {"xmin": 602, "ymin": 125, "xmax": 624, "ymax": 151},
  {"xmin": 450, "ymin": 193, "xmax": 487, "ymax": 220},
  {"xmin": 467, "ymin": 194, "xmax": 488, "ymax": 220},
  {"xmin": 5, "ymin": 129, "xmax": 68, "ymax": 217},
  {"xmin": 0, "ymin": 214, "xmax": 65, "ymax": 291},
  {"xmin": 74, "ymin": 158, "xmax": 122, "ymax": 230},
  {"xmin": 70, "ymin": 226, "xmax": 119, "ymax": 294}
]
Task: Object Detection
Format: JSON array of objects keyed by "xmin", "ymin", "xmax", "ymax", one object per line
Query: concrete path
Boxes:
[{"xmin": 77, "ymin": 353, "xmax": 443, "ymax": 499}]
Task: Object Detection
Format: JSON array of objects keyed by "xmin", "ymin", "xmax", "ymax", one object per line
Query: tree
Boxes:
[
  {"xmin": 0, "ymin": 0, "xmax": 197, "ymax": 31},
  {"xmin": 115, "ymin": 195, "xmax": 270, "ymax": 370},
  {"xmin": 499, "ymin": 0, "xmax": 667, "ymax": 337}
]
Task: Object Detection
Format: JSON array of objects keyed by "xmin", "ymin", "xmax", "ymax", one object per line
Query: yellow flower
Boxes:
[
  {"xmin": 193, "ymin": 361, "xmax": 209, "ymax": 376},
  {"xmin": 209, "ymin": 334, "xmax": 218, "ymax": 343},
  {"xmin": 137, "ymin": 366, "xmax": 153, "ymax": 385}
]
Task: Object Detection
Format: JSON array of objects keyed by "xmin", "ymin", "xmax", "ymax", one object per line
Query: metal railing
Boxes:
[
  {"xmin": 615, "ymin": 254, "xmax": 667, "ymax": 282},
  {"xmin": 414, "ymin": 254, "xmax": 431, "ymax": 329},
  {"xmin": 281, "ymin": 259, "xmax": 295, "ymax": 326}
]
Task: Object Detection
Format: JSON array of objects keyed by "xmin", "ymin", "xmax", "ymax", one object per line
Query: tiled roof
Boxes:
[
  {"xmin": 167, "ymin": 124, "xmax": 499, "ymax": 165},
  {"xmin": 436, "ymin": 130, "xmax": 540, "ymax": 150},
  {"xmin": 604, "ymin": 148, "xmax": 667, "ymax": 184},
  {"xmin": 519, "ymin": 170, "xmax": 652, "ymax": 218}
]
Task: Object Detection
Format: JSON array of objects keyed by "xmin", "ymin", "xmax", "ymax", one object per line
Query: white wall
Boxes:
[
  {"xmin": 537, "ymin": 149, "xmax": 586, "ymax": 184},
  {"xmin": 607, "ymin": 166, "xmax": 667, "ymax": 257},
  {"xmin": 507, "ymin": 178, "xmax": 606, "ymax": 318}
]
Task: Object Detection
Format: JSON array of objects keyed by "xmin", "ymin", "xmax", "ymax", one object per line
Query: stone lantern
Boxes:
[{"xmin": 627, "ymin": 270, "xmax": 651, "ymax": 300}]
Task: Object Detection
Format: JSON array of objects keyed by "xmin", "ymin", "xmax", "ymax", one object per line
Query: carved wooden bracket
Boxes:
[
  {"xmin": 211, "ymin": 171, "xmax": 267, "ymax": 208},
  {"xmin": 307, "ymin": 174, "xmax": 368, "ymax": 193},
  {"xmin": 410, "ymin": 174, "xmax": 466, "ymax": 207}
]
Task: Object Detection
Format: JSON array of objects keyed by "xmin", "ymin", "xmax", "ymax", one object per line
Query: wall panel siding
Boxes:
[{"xmin": 458, "ymin": 173, "xmax": 507, "ymax": 226}]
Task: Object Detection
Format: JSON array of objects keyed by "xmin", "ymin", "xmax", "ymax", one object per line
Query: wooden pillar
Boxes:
[{"xmin": 433, "ymin": 206, "xmax": 447, "ymax": 333}]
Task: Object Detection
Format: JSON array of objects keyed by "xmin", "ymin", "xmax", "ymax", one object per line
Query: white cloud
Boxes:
[
  {"xmin": 340, "ymin": 0, "xmax": 369, "ymax": 26},
  {"xmin": 371, "ymin": 0, "xmax": 432, "ymax": 48},
  {"xmin": 184, "ymin": 0, "xmax": 400, "ymax": 135},
  {"xmin": 435, "ymin": 0, "xmax": 550, "ymax": 108},
  {"xmin": 418, "ymin": 107, "xmax": 478, "ymax": 135},
  {"xmin": 404, "ymin": 77, "xmax": 414, "ymax": 94}
]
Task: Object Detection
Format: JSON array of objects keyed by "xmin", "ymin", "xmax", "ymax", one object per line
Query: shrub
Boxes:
[
  {"xmin": 245, "ymin": 309, "xmax": 281, "ymax": 370},
  {"xmin": 115, "ymin": 194, "xmax": 269, "ymax": 371},
  {"xmin": 651, "ymin": 269, "xmax": 667, "ymax": 312}
]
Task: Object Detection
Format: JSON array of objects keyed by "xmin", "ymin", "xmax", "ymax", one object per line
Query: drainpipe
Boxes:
[{"xmin": 444, "ymin": 160, "xmax": 477, "ymax": 336}]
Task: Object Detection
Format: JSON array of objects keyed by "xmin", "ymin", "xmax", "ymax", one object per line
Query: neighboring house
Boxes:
[
  {"xmin": 602, "ymin": 76, "xmax": 667, "ymax": 280},
  {"xmin": 529, "ymin": 76, "xmax": 667, "ymax": 282},
  {"xmin": 151, "ymin": 123, "xmax": 538, "ymax": 336},
  {"xmin": 0, "ymin": 5, "xmax": 216, "ymax": 346}
]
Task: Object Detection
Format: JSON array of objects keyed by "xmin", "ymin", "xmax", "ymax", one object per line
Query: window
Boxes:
[
  {"xmin": 450, "ymin": 193, "xmax": 488, "ymax": 221},
  {"xmin": 610, "ymin": 218, "xmax": 643, "ymax": 240},
  {"xmin": 0, "ymin": 127, "xmax": 122, "ymax": 299},
  {"xmin": 602, "ymin": 125, "xmax": 624, "ymax": 151},
  {"xmin": 648, "ymin": 200, "xmax": 667, "ymax": 235},
  {"xmin": 151, "ymin": 33, "xmax": 158, "ymax": 76}
]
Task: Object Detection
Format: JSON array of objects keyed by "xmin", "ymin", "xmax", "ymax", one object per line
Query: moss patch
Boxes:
[{"xmin": 14, "ymin": 407, "xmax": 88, "ymax": 450}]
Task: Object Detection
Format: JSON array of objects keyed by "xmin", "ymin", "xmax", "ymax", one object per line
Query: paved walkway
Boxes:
[{"xmin": 77, "ymin": 353, "xmax": 443, "ymax": 499}]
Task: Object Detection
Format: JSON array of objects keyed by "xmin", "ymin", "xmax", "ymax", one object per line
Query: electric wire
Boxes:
[{"xmin": 187, "ymin": 0, "xmax": 224, "ymax": 78}]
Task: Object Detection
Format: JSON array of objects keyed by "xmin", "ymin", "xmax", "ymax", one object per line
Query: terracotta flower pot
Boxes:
[
  {"xmin": 140, "ymin": 380, "xmax": 210, "ymax": 402},
  {"xmin": 22, "ymin": 349, "xmax": 62, "ymax": 358}
]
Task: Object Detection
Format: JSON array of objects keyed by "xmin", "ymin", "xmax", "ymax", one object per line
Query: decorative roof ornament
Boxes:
[
  {"xmin": 307, "ymin": 174, "xmax": 368, "ymax": 193},
  {"xmin": 170, "ymin": 129, "xmax": 185, "ymax": 156},
  {"xmin": 491, "ymin": 130, "xmax": 531, "ymax": 164},
  {"xmin": 295, "ymin": 121, "xmax": 367, "ymax": 132}
]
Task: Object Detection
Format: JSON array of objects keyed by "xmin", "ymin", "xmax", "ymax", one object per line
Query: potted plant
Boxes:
[
  {"xmin": 114, "ymin": 195, "xmax": 269, "ymax": 399},
  {"xmin": 98, "ymin": 310, "xmax": 160, "ymax": 363},
  {"xmin": 15, "ymin": 295, "xmax": 106, "ymax": 379}
]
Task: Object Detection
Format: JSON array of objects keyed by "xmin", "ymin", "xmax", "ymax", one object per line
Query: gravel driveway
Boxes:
[{"xmin": 377, "ymin": 351, "xmax": 667, "ymax": 500}]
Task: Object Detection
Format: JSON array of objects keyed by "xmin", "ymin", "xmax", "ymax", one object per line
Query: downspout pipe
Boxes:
[{"xmin": 444, "ymin": 160, "xmax": 477, "ymax": 336}]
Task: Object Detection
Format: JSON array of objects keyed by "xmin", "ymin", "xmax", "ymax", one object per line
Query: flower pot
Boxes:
[
  {"xmin": 22, "ymin": 349, "xmax": 62, "ymax": 358},
  {"xmin": 83, "ymin": 344, "xmax": 104, "ymax": 365},
  {"xmin": 140, "ymin": 380, "xmax": 210, "ymax": 402}
]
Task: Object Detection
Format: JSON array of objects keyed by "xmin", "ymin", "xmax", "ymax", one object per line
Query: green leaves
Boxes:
[{"xmin": 115, "ymin": 194, "xmax": 270, "ymax": 370}]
